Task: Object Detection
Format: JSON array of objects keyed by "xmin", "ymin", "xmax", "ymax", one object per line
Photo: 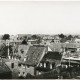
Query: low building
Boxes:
[
  {"xmin": 36, "ymin": 51, "xmax": 62, "ymax": 75},
  {"xmin": 73, "ymin": 38, "xmax": 80, "ymax": 43},
  {"xmin": 18, "ymin": 45, "xmax": 48, "ymax": 77},
  {"xmin": 0, "ymin": 59, "xmax": 12, "ymax": 79},
  {"xmin": 27, "ymin": 39, "xmax": 38, "ymax": 45},
  {"xmin": 65, "ymin": 43, "xmax": 80, "ymax": 53}
]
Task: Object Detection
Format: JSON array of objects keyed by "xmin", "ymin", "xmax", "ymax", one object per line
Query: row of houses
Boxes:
[
  {"xmin": 1, "ymin": 43, "xmax": 62, "ymax": 78},
  {"xmin": 0, "ymin": 37, "xmax": 80, "ymax": 78}
]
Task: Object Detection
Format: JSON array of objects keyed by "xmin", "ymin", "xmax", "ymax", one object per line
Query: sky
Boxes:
[{"xmin": 0, "ymin": 1, "xmax": 80, "ymax": 35}]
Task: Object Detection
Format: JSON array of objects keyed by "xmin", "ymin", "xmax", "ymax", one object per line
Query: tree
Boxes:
[
  {"xmin": 67, "ymin": 35, "xmax": 73, "ymax": 40},
  {"xmin": 0, "ymin": 44, "xmax": 13, "ymax": 57},
  {"xmin": 2, "ymin": 34, "xmax": 10, "ymax": 40},
  {"xmin": 59, "ymin": 34, "xmax": 65, "ymax": 39},
  {"xmin": 31, "ymin": 35, "xmax": 38, "ymax": 39}
]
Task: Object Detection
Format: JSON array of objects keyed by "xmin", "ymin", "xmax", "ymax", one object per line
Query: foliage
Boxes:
[
  {"xmin": 67, "ymin": 35, "xmax": 73, "ymax": 40},
  {"xmin": 31, "ymin": 35, "xmax": 38, "ymax": 39},
  {"xmin": 0, "ymin": 44, "xmax": 13, "ymax": 57},
  {"xmin": 59, "ymin": 34, "xmax": 65, "ymax": 39},
  {"xmin": 2, "ymin": 34, "xmax": 10, "ymax": 40}
]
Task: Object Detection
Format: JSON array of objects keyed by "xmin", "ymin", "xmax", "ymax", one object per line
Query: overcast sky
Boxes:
[{"xmin": 0, "ymin": 1, "xmax": 80, "ymax": 35}]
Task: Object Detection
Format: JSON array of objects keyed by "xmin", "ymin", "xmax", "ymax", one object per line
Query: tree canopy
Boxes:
[
  {"xmin": 59, "ymin": 34, "xmax": 65, "ymax": 39},
  {"xmin": 67, "ymin": 35, "xmax": 73, "ymax": 40},
  {"xmin": 2, "ymin": 34, "xmax": 10, "ymax": 40}
]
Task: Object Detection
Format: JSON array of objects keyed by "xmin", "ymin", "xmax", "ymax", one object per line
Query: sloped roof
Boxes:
[
  {"xmin": 17, "ymin": 45, "xmax": 30, "ymax": 60},
  {"xmin": 23, "ymin": 45, "xmax": 47, "ymax": 66},
  {"xmin": 41, "ymin": 52, "xmax": 62, "ymax": 63},
  {"xmin": 66, "ymin": 43, "xmax": 80, "ymax": 48},
  {"xmin": 0, "ymin": 61, "xmax": 11, "ymax": 73},
  {"xmin": 49, "ymin": 43, "xmax": 80, "ymax": 52},
  {"xmin": 49, "ymin": 43, "xmax": 62, "ymax": 52}
]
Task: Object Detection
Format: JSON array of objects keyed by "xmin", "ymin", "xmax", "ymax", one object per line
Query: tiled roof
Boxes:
[
  {"xmin": 41, "ymin": 52, "xmax": 62, "ymax": 63},
  {"xmin": 23, "ymin": 45, "xmax": 47, "ymax": 66},
  {"xmin": 17, "ymin": 45, "xmax": 30, "ymax": 60},
  {"xmin": 49, "ymin": 43, "xmax": 62, "ymax": 52}
]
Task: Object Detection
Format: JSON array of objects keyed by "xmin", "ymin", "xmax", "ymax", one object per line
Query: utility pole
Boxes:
[
  {"xmin": 7, "ymin": 41, "xmax": 10, "ymax": 59},
  {"xmin": 69, "ymin": 51, "xmax": 70, "ymax": 67}
]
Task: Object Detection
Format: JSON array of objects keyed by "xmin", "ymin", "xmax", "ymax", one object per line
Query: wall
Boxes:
[
  {"xmin": 4, "ymin": 59, "xmax": 19, "ymax": 78},
  {"xmin": 18, "ymin": 64, "xmax": 35, "ymax": 77}
]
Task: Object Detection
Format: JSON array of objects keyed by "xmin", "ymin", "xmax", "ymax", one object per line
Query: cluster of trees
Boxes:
[
  {"xmin": 21, "ymin": 35, "xmax": 42, "ymax": 44},
  {"xmin": 2, "ymin": 34, "xmax": 10, "ymax": 40},
  {"xmin": 0, "ymin": 44, "xmax": 13, "ymax": 57},
  {"xmin": 58, "ymin": 34, "xmax": 73, "ymax": 43}
]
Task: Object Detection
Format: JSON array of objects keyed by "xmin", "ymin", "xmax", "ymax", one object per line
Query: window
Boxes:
[
  {"xmin": 18, "ymin": 63, "xmax": 21, "ymax": 67},
  {"xmin": 44, "ymin": 63, "xmax": 46, "ymax": 68},
  {"xmin": 18, "ymin": 72, "xmax": 20, "ymax": 77},
  {"xmin": 11, "ymin": 63, "xmax": 14, "ymax": 68},
  {"xmin": 24, "ymin": 58, "xmax": 26, "ymax": 61},
  {"xmin": 27, "ymin": 65, "xmax": 30, "ymax": 68},
  {"xmin": 23, "ymin": 72, "xmax": 25, "ymax": 74},
  {"xmin": 40, "ymin": 63, "xmax": 42, "ymax": 67},
  {"xmin": 50, "ymin": 64, "xmax": 52, "ymax": 69}
]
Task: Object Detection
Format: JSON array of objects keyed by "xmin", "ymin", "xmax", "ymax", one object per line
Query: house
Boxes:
[
  {"xmin": 51, "ymin": 38, "xmax": 60, "ymax": 43},
  {"xmin": 27, "ymin": 39, "xmax": 38, "ymax": 44},
  {"xmin": 65, "ymin": 43, "xmax": 80, "ymax": 52},
  {"xmin": 0, "ymin": 59, "xmax": 12, "ymax": 79},
  {"xmin": 16, "ymin": 45, "xmax": 30, "ymax": 60},
  {"xmin": 36, "ymin": 51, "xmax": 62, "ymax": 75},
  {"xmin": 61, "ymin": 54, "xmax": 80, "ymax": 69},
  {"xmin": 18, "ymin": 45, "xmax": 48, "ymax": 77},
  {"xmin": 73, "ymin": 38, "xmax": 80, "ymax": 43},
  {"xmin": 3, "ymin": 58, "xmax": 19, "ymax": 79}
]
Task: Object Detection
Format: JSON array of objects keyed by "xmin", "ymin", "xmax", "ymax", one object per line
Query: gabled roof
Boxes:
[
  {"xmin": 48, "ymin": 43, "xmax": 62, "ymax": 52},
  {"xmin": 41, "ymin": 52, "xmax": 62, "ymax": 63},
  {"xmin": 23, "ymin": 45, "xmax": 47, "ymax": 66}
]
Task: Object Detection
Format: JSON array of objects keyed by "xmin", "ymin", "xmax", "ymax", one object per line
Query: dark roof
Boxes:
[
  {"xmin": 23, "ymin": 45, "xmax": 47, "ymax": 66},
  {"xmin": 41, "ymin": 52, "xmax": 62, "ymax": 63},
  {"xmin": 0, "ymin": 61, "xmax": 11, "ymax": 73}
]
